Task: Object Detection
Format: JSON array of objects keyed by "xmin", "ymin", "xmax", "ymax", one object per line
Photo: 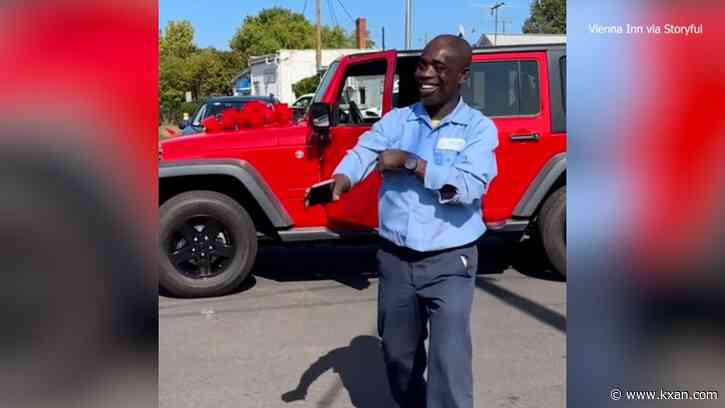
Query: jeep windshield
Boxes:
[
  {"xmin": 191, "ymin": 97, "xmax": 275, "ymax": 126},
  {"xmin": 191, "ymin": 101, "xmax": 245, "ymax": 126},
  {"xmin": 312, "ymin": 61, "xmax": 339, "ymax": 103}
]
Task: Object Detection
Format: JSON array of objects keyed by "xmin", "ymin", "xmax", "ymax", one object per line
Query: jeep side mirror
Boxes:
[
  {"xmin": 307, "ymin": 102, "xmax": 331, "ymax": 147},
  {"xmin": 308, "ymin": 102, "xmax": 331, "ymax": 129}
]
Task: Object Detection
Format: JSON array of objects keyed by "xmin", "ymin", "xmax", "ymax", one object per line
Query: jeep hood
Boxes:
[{"xmin": 160, "ymin": 123, "xmax": 309, "ymax": 161}]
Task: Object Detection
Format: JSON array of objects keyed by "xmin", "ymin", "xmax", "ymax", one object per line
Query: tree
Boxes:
[
  {"xmin": 325, "ymin": 26, "xmax": 376, "ymax": 49},
  {"xmin": 522, "ymin": 0, "xmax": 566, "ymax": 34},
  {"xmin": 160, "ymin": 20, "xmax": 196, "ymax": 58},
  {"xmin": 159, "ymin": 21, "xmax": 197, "ymax": 123},
  {"xmin": 159, "ymin": 20, "xmax": 245, "ymax": 124},
  {"xmin": 293, "ymin": 73, "xmax": 322, "ymax": 98},
  {"xmin": 159, "ymin": 9, "xmax": 374, "ymax": 124},
  {"xmin": 187, "ymin": 49, "xmax": 245, "ymax": 99},
  {"xmin": 230, "ymin": 8, "xmax": 314, "ymax": 58},
  {"xmin": 230, "ymin": 7, "xmax": 371, "ymax": 60},
  {"xmin": 322, "ymin": 25, "xmax": 355, "ymax": 48}
]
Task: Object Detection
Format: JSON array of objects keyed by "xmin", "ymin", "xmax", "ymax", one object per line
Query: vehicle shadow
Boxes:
[
  {"xmin": 478, "ymin": 232, "xmax": 565, "ymax": 282},
  {"xmin": 474, "ymin": 236, "xmax": 566, "ymax": 334},
  {"xmin": 159, "ymin": 273, "xmax": 258, "ymax": 299},
  {"xmin": 159, "ymin": 244, "xmax": 378, "ymax": 299},
  {"xmin": 160, "ymin": 234, "xmax": 563, "ymax": 299},
  {"xmin": 281, "ymin": 335, "xmax": 397, "ymax": 408},
  {"xmin": 509, "ymin": 237, "xmax": 566, "ymax": 282},
  {"xmin": 475, "ymin": 275, "xmax": 567, "ymax": 333},
  {"xmin": 253, "ymin": 244, "xmax": 380, "ymax": 291},
  {"xmin": 252, "ymin": 233, "xmax": 564, "ymax": 291}
]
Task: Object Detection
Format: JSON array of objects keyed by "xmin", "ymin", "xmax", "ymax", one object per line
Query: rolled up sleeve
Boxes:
[
  {"xmin": 427, "ymin": 117, "xmax": 498, "ymax": 205},
  {"xmin": 423, "ymin": 160, "xmax": 452, "ymax": 191}
]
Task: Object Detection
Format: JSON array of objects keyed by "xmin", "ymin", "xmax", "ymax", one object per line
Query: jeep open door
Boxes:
[{"xmin": 318, "ymin": 51, "xmax": 397, "ymax": 232}]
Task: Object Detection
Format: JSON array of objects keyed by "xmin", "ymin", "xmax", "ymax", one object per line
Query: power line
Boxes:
[
  {"xmin": 334, "ymin": 0, "xmax": 356, "ymax": 25},
  {"xmin": 302, "ymin": 0, "xmax": 309, "ymax": 16}
]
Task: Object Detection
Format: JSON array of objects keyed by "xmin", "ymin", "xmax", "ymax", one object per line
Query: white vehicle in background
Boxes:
[{"xmin": 290, "ymin": 93, "xmax": 315, "ymax": 121}]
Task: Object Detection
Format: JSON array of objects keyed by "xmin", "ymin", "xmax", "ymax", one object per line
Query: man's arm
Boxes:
[
  {"xmin": 421, "ymin": 117, "xmax": 498, "ymax": 205},
  {"xmin": 331, "ymin": 113, "xmax": 396, "ymax": 197}
]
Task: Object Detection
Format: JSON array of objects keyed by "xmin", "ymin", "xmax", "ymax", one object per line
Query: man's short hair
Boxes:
[{"xmin": 428, "ymin": 34, "xmax": 473, "ymax": 68}]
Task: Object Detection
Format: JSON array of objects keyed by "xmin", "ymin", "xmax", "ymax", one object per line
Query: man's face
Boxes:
[{"xmin": 414, "ymin": 42, "xmax": 469, "ymax": 107}]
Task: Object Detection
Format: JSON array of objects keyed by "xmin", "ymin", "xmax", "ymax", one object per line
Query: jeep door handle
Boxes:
[{"xmin": 509, "ymin": 133, "xmax": 540, "ymax": 142}]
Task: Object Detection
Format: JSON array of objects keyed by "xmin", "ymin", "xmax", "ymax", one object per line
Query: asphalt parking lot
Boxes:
[{"xmin": 160, "ymin": 236, "xmax": 566, "ymax": 408}]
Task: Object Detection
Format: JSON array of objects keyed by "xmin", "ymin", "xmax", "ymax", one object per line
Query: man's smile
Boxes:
[{"xmin": 419, "ymin": 83, "xmax": 439, "ymax": 97}]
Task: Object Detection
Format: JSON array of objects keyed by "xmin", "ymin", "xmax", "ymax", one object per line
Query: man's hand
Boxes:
[
  {"xmin": 304, "ymin": 173, "xmax": 352, "ymax": 208},
  {"xmin": 281, "ymin": 389, "xmax": 306, "ymax": 402},
  {"xmin": 331, "ymin": 173, "xmax": 351, "ymax": 200},
  {"xmin": 377, "ymin": 149, "xmax": 409, "ymax": 173}
]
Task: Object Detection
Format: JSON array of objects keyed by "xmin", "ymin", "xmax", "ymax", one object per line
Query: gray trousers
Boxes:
[{"xmin": 377, "ymin": 239, "xmax": 477, "ymax": 408}]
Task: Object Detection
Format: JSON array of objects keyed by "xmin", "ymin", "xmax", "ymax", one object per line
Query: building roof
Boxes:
[
  {"xmin": 231, "ymin": 68, "xmax": 251, "ymax": 83},
  {"xmin": 248, "ymin": 49, "xmax": 373, "ymax": 65}
]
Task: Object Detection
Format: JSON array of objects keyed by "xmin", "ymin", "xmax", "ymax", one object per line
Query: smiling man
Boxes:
[{"xmin": 326, "ymin": 35, "xmax": 498, "ymax": 408}]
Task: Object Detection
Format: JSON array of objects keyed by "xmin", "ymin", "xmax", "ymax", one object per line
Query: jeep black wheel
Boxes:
[
  {"xmin": 160, "ymin": 190, "xmax": 257, "ymax": 297},
  {"xmin": 539, "ymin": 186, "xmax": 566, "ymax": 277}
]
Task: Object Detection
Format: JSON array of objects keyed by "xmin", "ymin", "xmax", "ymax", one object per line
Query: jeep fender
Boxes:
[
  {"xmin": 159, "ymin": 159, "xmax": 293, "ymax": 228},
  {"xmin": 513, "ymin": 153, "xmax": 566, "ymax": 218}
]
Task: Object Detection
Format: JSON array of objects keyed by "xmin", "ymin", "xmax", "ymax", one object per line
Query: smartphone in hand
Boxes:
[{"xmin": 305, "ymin": 179, "xmax": 335, "ymax": 207}]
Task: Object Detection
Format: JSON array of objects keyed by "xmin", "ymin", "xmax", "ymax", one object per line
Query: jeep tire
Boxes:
[
  {"xmin": 160, "ymin": 190, "xmax": 257, "ymax": 297},
  {"xmin": 539, "ymin": 186, "xmax": 566, "ymax": 277}
]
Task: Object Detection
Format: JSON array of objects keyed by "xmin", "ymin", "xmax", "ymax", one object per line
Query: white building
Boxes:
[
  {"xmin": 477, "ymin": 33, "xmax": 566, "ymax": 47},
  {"xmin": 248, "ymin": 49, "xmax": 372, "ymax": 104},
  {"xmin": 340, "ymin": 75, "xmax": 385, "ymax": 116}
]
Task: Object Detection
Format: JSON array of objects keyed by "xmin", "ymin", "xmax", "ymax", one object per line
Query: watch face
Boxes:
[{"xmin": 405, "ymin": 158, "xmax": 417, "ymax": 171}]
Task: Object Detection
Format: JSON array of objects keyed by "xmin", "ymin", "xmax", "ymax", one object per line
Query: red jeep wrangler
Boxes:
[{"xmin": 159, "ymin": 44, "xmax": 566, "ymax": 297}]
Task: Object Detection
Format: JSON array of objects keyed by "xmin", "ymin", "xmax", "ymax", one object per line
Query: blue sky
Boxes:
[{"xmin": 159, "ymin": 0, "xmax": 533, "ymax": 51}]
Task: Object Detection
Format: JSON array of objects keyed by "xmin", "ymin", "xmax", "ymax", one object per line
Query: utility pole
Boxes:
[
  {"xmin": 382, "ymin": 26, "xmax": 386, "ymax": 50},
  {"xmin": 315, "ymin": 0, "xmax": 321, "ymax": 72},
  {"xmin": 404, "ymin": 0, "xmax": 412, "ymax": 49},
  {"xmin": 490, "ymin": 2, "xmax": 504, "ymax": 46}
]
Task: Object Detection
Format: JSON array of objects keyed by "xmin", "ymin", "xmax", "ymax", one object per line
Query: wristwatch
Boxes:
[{"xmin": 403, "ymin": 157, "xmax": 418, "ymax": 173}]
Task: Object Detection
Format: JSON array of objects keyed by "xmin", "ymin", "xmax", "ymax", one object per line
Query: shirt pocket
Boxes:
[{"xmin": 433, "ymin": 136, "xmax": 466, "ymax": 166}]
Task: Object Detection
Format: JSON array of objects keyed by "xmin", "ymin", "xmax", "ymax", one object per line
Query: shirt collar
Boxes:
[{"xmin": 407, "ymin": 97, "xmax": 471, "ymax": 126}]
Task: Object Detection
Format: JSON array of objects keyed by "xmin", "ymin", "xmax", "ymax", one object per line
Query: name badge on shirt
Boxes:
[{"xmin": 436, "ymin": 137, "xmax": 466, "ymax": 152}]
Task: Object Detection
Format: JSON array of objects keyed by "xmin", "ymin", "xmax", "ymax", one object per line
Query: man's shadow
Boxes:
[{"xmin": 281, "ymin": 335, "xmax": 397, "ymax": 407}]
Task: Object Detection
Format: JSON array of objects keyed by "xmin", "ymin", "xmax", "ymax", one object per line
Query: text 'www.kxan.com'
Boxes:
[{"xmin": 610, "ymin": 388, "xmax": 719, "ymax": 401}]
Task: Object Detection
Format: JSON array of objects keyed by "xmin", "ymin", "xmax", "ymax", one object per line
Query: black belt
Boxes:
[{"xmin": 379, "ymin": 238, "xmax": 476, "ymax": 262}]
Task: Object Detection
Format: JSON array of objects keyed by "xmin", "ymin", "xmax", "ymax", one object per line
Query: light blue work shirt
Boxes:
[{"xmin": 334, "ymin": 98, "xmax": 498, "ymax": 251}]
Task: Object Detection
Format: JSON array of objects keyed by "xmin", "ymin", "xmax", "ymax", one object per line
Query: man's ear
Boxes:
[{"xmin": 458, "ymin": 66, "xmax": 470, "ymax": 85}]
